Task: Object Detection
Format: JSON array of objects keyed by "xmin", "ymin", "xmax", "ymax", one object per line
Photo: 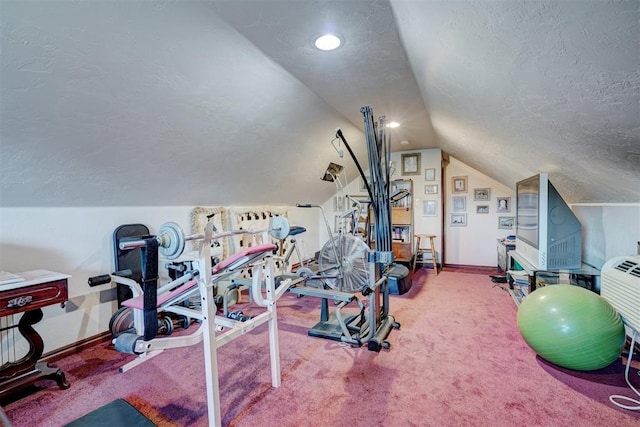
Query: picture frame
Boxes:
[
  {"xmin": 401, "ymin": 153, "xmax": 421, "ymax": 175},
  {"xmin": 476, "ymin": 205, "xmax": 489, "ymax": 214},
  {"xmin": 423, "ymin": 200, "xmax": 437, "ymax": 217},
  {"xmin": 425, "ymin": 168, "xmax": 436, "ymax": 181},
  {"xmin": 452, "ymin": 176, "xmax": 468, "ymax": 193},
  {"xmin": 497, "ymin": 197, "xmax": 511, "ymax": 213},
  {"xmin": 424, "ymin": 184, "xmax": 438, "ymax": 195},
  {"xmin": 473, "ymin": 188, "xmax": 491, "ymax": 201},
  {"xmin": 498, "ymin": 216, "xmax": 515, "ymax": 229},
  {"xmin": 450, "ymin": 213, "xmax": 467, "ymax": 227},
  {"xmin": 452, "ymin": 196, "xmax": 466, "ymax": 212}
]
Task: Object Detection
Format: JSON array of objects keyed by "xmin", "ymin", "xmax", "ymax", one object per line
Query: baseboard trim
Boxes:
[
  {"xmin": 443, "ymin": 264, "xmax": 497, "ymax": 275},
  {"xmin": 42, "ymin": 331, "xmax": 112, "ymax": 363}
]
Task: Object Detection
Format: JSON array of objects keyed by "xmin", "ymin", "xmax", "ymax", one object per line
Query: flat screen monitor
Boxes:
[{"xmin": 515, "ymin": 173, "xmax": 582, "ymax": 270}]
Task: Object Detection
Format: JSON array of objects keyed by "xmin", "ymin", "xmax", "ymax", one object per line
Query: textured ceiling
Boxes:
[
  {"xmin": 1, "ymin": 0, "xmax": 638, "ymax": 207},
  {"xmin": 392, "ymin": 0, "xmax": 640, "ymax": 203}
]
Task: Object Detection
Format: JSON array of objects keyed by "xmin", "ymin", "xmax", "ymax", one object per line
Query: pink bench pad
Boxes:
[
  {"xmin": 123, "ymin": 279, "xmax": 198, "ymax": 310},
  {"xmin": 211, "ymin": 244, "xmax": 276, "ymax": 274},
  {"xmin": 122, "ymin": 243, "xmax": 276, "ymax": 310}
]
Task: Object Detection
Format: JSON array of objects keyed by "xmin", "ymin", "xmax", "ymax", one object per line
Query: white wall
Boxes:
[
  {"xmin": 0, "ymin": 205, "xmax": 320, "ymax": 353},
  {"xmin": 444, "ymin": 157, "xmax": 516, "ymax": 266},
  {"xmin": 571, "ymin": 204, "xmax": 640, "ymax": 268}
]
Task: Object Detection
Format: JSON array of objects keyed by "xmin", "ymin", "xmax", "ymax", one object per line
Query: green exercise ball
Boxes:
[{"xmin": 517, "ymin": 284, "xmax": 625, "ymax": 371}]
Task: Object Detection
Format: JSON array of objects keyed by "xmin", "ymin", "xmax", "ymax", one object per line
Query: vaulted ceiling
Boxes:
[{"xmin": 1, "ymin": 0, "xmax": 638, "ymax": 207}]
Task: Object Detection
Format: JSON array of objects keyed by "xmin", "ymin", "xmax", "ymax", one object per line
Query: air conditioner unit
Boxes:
[
  {"xmin": 600, "ymin": 255, "xmax": 640, "ymax": 333},
  {"xmin": 600, "ymin": 255, "xmax": 640, "ymax": 411}
]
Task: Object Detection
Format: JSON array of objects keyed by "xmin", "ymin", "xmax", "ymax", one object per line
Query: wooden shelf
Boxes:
[
  {"xmin": 391, "ymin": 180, "xmax": 413, "ymax": 262},
  {"xmin": 506, "ymin": 250, "xmax": 600, "ymax": 306},
  {"xmin": 367, "ymin": 180, "xmax": 414, "ymax": 262}
]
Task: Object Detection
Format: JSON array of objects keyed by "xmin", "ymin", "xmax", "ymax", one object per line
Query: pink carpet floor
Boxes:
[{"xmin": 4, "ymin": 269, "xmax": 640, "ymax": 426}]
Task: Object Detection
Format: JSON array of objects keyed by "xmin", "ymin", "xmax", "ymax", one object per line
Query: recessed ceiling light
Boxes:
[
  {"xmin": 400, "ymin": 140, "xmax": 409, "ymax": 145},
  {"xmin": 387, "ymin": 122, "xmax": 400, "ymax": 128},
  {"xmin": 314, "ymin": 34, "xmax": 342, "ymax": 51}
]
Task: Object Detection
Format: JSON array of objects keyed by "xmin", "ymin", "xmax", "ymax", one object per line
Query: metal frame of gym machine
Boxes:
[{"xmin": 290, "ymin": 106, "xmax": 400, "ymax": 351}]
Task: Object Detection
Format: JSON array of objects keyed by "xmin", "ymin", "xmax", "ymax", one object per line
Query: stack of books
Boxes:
[{"xmin": 508, "ymin": 269, "xmax": 529, "ymax": 298}]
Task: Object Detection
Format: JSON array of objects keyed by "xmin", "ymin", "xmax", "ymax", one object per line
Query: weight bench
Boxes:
[
  {"xmin": 111, "ymin": 233, "xmax": 298, "ymax": 427},
  {"xmin": 120, "ymin": 244, "xmax": 277, "ymax": 313},
  {"xmin": 121, "ymin": 277, "xmax": 199, "ymax": 312},
  {"xmin": 112, "ymin": 243, "xmax": 279, "ymax": 374}
]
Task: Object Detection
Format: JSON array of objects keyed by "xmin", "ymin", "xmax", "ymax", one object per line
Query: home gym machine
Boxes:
[
  {"xmin": 289, "ymin": 106, "xmax": 400, "ymax": 351},
  {"xmin": 88, "ymin": 216, "xmax": 300, "ymax": 427}
]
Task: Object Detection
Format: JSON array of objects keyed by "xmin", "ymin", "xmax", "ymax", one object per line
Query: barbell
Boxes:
[{"xmin": 119, "ymin": 216, "xmax": 290, "ymax": 260}]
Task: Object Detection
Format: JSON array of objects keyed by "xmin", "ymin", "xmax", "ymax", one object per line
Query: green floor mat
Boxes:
[{"xmin": 64, "ymin": 398, "xmax": 156, "ymax": 427}]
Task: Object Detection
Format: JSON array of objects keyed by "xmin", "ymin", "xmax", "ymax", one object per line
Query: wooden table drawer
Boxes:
[{"xmin": 0, "ymin": 279, "xmax": 68, "ymax": 317}]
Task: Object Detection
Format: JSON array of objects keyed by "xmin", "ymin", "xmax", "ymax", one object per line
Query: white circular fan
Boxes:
[{"xmin": 318, "ymin": 234, "xmax": 371, "ymax": 293}]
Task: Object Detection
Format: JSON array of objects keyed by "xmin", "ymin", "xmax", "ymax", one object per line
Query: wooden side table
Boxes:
[{"xmin": 0, "ymin": 270, "xmax": 70, "ymax": 401}]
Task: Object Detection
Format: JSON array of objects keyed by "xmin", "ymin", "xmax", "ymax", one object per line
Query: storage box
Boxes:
[{"xmin": 388, "ymin": 264, "xmax": 412, "ymax": 295}]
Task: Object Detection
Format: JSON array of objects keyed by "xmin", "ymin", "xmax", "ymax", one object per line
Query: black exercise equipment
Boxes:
[{"xmin": 112, "ymin": 224, "xmax": 149, "ymax": 307}]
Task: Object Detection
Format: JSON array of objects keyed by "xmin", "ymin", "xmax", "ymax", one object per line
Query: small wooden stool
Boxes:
[{"xmin": 412, "ymin": 234, "xmax": 438, "ymax": 275}]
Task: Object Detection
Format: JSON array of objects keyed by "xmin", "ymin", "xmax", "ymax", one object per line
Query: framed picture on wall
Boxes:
[
  {"xmin": 476, "ymin": 205, "xmax": 489, "ymax": 214},
  {"xmin": 424, "ymin": 184, "xmax": 438, "ymax": 195},
  {"xmin": 452, "ymin": 176, "xmax": 468, "ymax": 193},
  {"xmin": 401, "ymin": 153, "xmax": 421, "ymax": 175},
  {"xmin": 450, "ymin": 213, "xmax": 467, "ymax": 227},
  {"xmin": 423, "ymin": 200, "xmax": 437, "ymax": 217},
  {"xmin": 452, "ymin": 196, "xmax": 466, "ymax": 212},
  {"xmin": 497, "ymin": 197, "xmax": 511, "ymax": 213},
  {"xmin": 498, "ymin": 216, "xmax": 514, "ymax": 229},
  {"xmin": 473, "ymin": 188, "xmax": 491, "ymax": 201},
  {"xmin": 425, "ymin": 168, "xmax": 436, "ymax": 181}
]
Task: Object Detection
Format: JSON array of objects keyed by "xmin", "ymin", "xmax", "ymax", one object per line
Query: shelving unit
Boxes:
[
  {"xmin": 367, "ymin": 179, "xmax": 414, "ymax": 263},
  {"xmin": 390, "ymin": 179, "xmax": 413, "ymax": 263},
  {"xmin": 506, "ymin": 250, "xmax": 601, "ymax": 306}
]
